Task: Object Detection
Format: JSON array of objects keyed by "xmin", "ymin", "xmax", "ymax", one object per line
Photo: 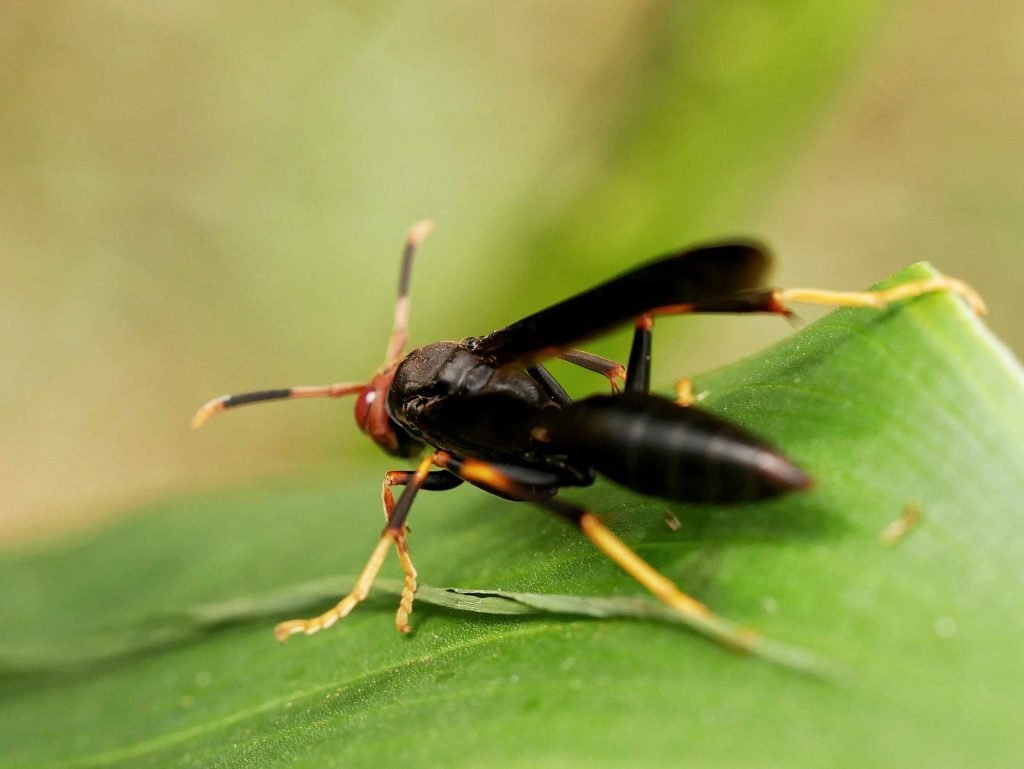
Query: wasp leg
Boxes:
[
  {"xmin": 527, "ymin": 364, "xmax": 573, "ymax": 407},
  {"xmin": 381, "ymin": 469, "xmax": 464, "ymax": 522},
  {"xmin": 880, "ymin": 502, "xmax": 922, "ymax": 547},
  {"xmin": 775, "ymin": 277, "xmax": 986, "ymax": 316},
  {"xmin": 644, "ymin": 277, "xmax": 986, "ymax": 323},
  {"xmin": 623, "ymin": 273, "xmax": 985, "ymax": 397},
  {"xmin": 559, "ymin": 350, "xmax": 627, "ymax": 393},
  {"xmin": 624, "ymin": 290, "xmax": 800, "ymax": 395},
  {"xmin": 432, "ymin": 452, "xmax": 761, "ymax": 654},
  {"xmin": 274, "ymin": 453, "xmax": 444, "ymax": 642},
  {"xmin": 625, "ymin": 314, "xmax": 654, "ymax": 394},
  {"xmin": 274, "ymin": 534, "xmax": 393, "ymax": 642},
  {"xmin": 674, "ymin": 378, "xmax": 695, "ymax": 407},
  {"xmin": 382, "ymin": 469, "xmax": 463, "ymax": 632}
]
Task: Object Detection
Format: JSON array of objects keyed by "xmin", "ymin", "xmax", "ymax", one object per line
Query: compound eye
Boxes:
[{"xmin": 353, "ymin": 387, "xmax": 376, "ymax": 432}]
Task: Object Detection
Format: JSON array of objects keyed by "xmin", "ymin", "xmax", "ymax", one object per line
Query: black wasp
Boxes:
[{"xmin": 194, "ymin": 222, "xmax": 983, "ymax": 650}]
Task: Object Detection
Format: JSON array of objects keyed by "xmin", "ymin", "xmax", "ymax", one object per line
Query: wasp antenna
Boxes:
[
  {"xmin": 191, "ymin": 394, "xmax": 232, "ymax": 429},
  {"xmin": 406, "ymin": 219, "xmax": 436, "ymax": 251},
  {"xmin": 191, "ymin": 382, "xmax": 365, "ymax": 429},
  {"xmin": 385, "ymin": 219, "xmax": 435, "ymax": 364}
]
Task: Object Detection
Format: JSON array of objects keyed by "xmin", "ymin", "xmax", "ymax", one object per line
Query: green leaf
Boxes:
[
  {"xmin": 2, "ymin": 263, "xmax": 1022, "ymax": 769},
  {"xmin": 0, "ymin": 577, "xmax": 833, "ymax": 680}
]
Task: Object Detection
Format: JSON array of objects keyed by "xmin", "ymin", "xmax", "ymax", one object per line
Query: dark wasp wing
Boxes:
[{"xmin": 468, "ymin": 240, "xmax": 771, "ymax": 365}]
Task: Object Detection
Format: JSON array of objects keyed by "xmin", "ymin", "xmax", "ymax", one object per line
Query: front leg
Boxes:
[
  {"xmin": 274, "ymin": 454, "xmax": 458, "ymax": 641},
  {"xmin": 382, "ymin": 469, "xmax": 462, "ymax": 633}
]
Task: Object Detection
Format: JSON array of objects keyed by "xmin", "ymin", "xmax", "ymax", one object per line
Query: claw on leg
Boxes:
[
  {"xmin": 674, "ymin": 378, "xmax": 695, "ymax": 407},
  {"xmin": 274, "ymin": 533, "xmax": 395, "ymax": 642},
  {"xmin": 559, "ymin": 349, "xmax": 627, "ymax": 393},
  {"xmin": 393, "ymin": 534, "xmax": 418, "ymax": 634},
  {"xmin": 384, "ymin": 467, "xmax": 419, "ymax": 634}
]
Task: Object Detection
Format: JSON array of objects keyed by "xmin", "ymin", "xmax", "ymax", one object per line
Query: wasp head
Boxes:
[{"xmin": 353, "ymin": 363, "xmax": 423, "ymax": 458}]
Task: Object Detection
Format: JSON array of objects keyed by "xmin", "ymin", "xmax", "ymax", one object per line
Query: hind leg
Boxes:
[{"xmin": 431, "ymin": 452, "xmax": 762, "ymax": 655}]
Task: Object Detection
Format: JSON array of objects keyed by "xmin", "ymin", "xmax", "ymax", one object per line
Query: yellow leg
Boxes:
[
  {"xmin": 382, "ymin": 454, "xmax": 437, "ymax": 633},
  {"xmin": 275, "ymin": 454, "xmax": 441, "ymax": 642},
  {"xmin": 775, "ymin": 276, "xmax": 987, "ymax": 316},
  {"xmin": 578, "ymin": 512, "xmax": 760, "ymax": 653},
  {"xmin": 380, "ymin": 470, "xmax": 420, "ymax": 633},
  {"xmin": 393, "ymin": 533, "xmax": 418, "ymax": 634},
  {"xmin": 880, "ymin": 502, "xmax": 922, "ymax": 547},
  {"xmin": 579, "ymin": 513, "xmax": 712, "ymax": 620},
  {"xmin": 449, "ymin": 457, "xmax": 713, "ymax": 619},
  {"xmin": 439, "ymin": 450, "xmax": 763, "ymax": 655},
  {"xmin": 274, "ymin": 533, "xmax": 394, "ymax": 642},
  {"xmin": 663, "ymin": 510, "xmax": 682, "ymax": 531},
  {"xmin": 674, "ymin": 378, "xmax": 695, "ymax": 407}
]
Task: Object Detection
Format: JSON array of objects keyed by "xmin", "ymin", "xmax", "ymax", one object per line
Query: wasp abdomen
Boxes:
[{"xmin": 545, "ymin": 393, "xmax": 810, "ymax": 504}]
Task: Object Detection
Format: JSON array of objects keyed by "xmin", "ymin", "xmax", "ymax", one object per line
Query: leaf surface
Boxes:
[{"xmin": 2, "ymin": 264, "xmax": 1022, "ymax": 769}]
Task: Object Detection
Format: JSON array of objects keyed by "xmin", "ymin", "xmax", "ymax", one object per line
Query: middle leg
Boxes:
[
  {"xmin": 274, "ymin": 453, "xmax": 454, "ymax": 642},
  {"xmin": 559, "ymin": 349, "xmax": 627, "ymax": 393}
]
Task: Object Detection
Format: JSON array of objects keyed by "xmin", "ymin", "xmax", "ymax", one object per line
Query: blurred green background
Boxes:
[{"xmin": 2, "ymin": 1, "xmax": 1021, "ymax": 544}]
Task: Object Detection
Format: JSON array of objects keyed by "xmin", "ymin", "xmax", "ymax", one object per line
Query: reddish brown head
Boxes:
[{"xmin": 353, "ymin": 363, "xmax": 423, "ymax": 457}]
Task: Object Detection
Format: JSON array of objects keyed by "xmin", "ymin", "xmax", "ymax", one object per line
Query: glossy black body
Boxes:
[
  {"xmin": 387, "ymin": 342, "xmax": 588, "ymax": 488},
  {"xmin": 384, "ymin": 241, "xmax": 809, "ymax": 505}
]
